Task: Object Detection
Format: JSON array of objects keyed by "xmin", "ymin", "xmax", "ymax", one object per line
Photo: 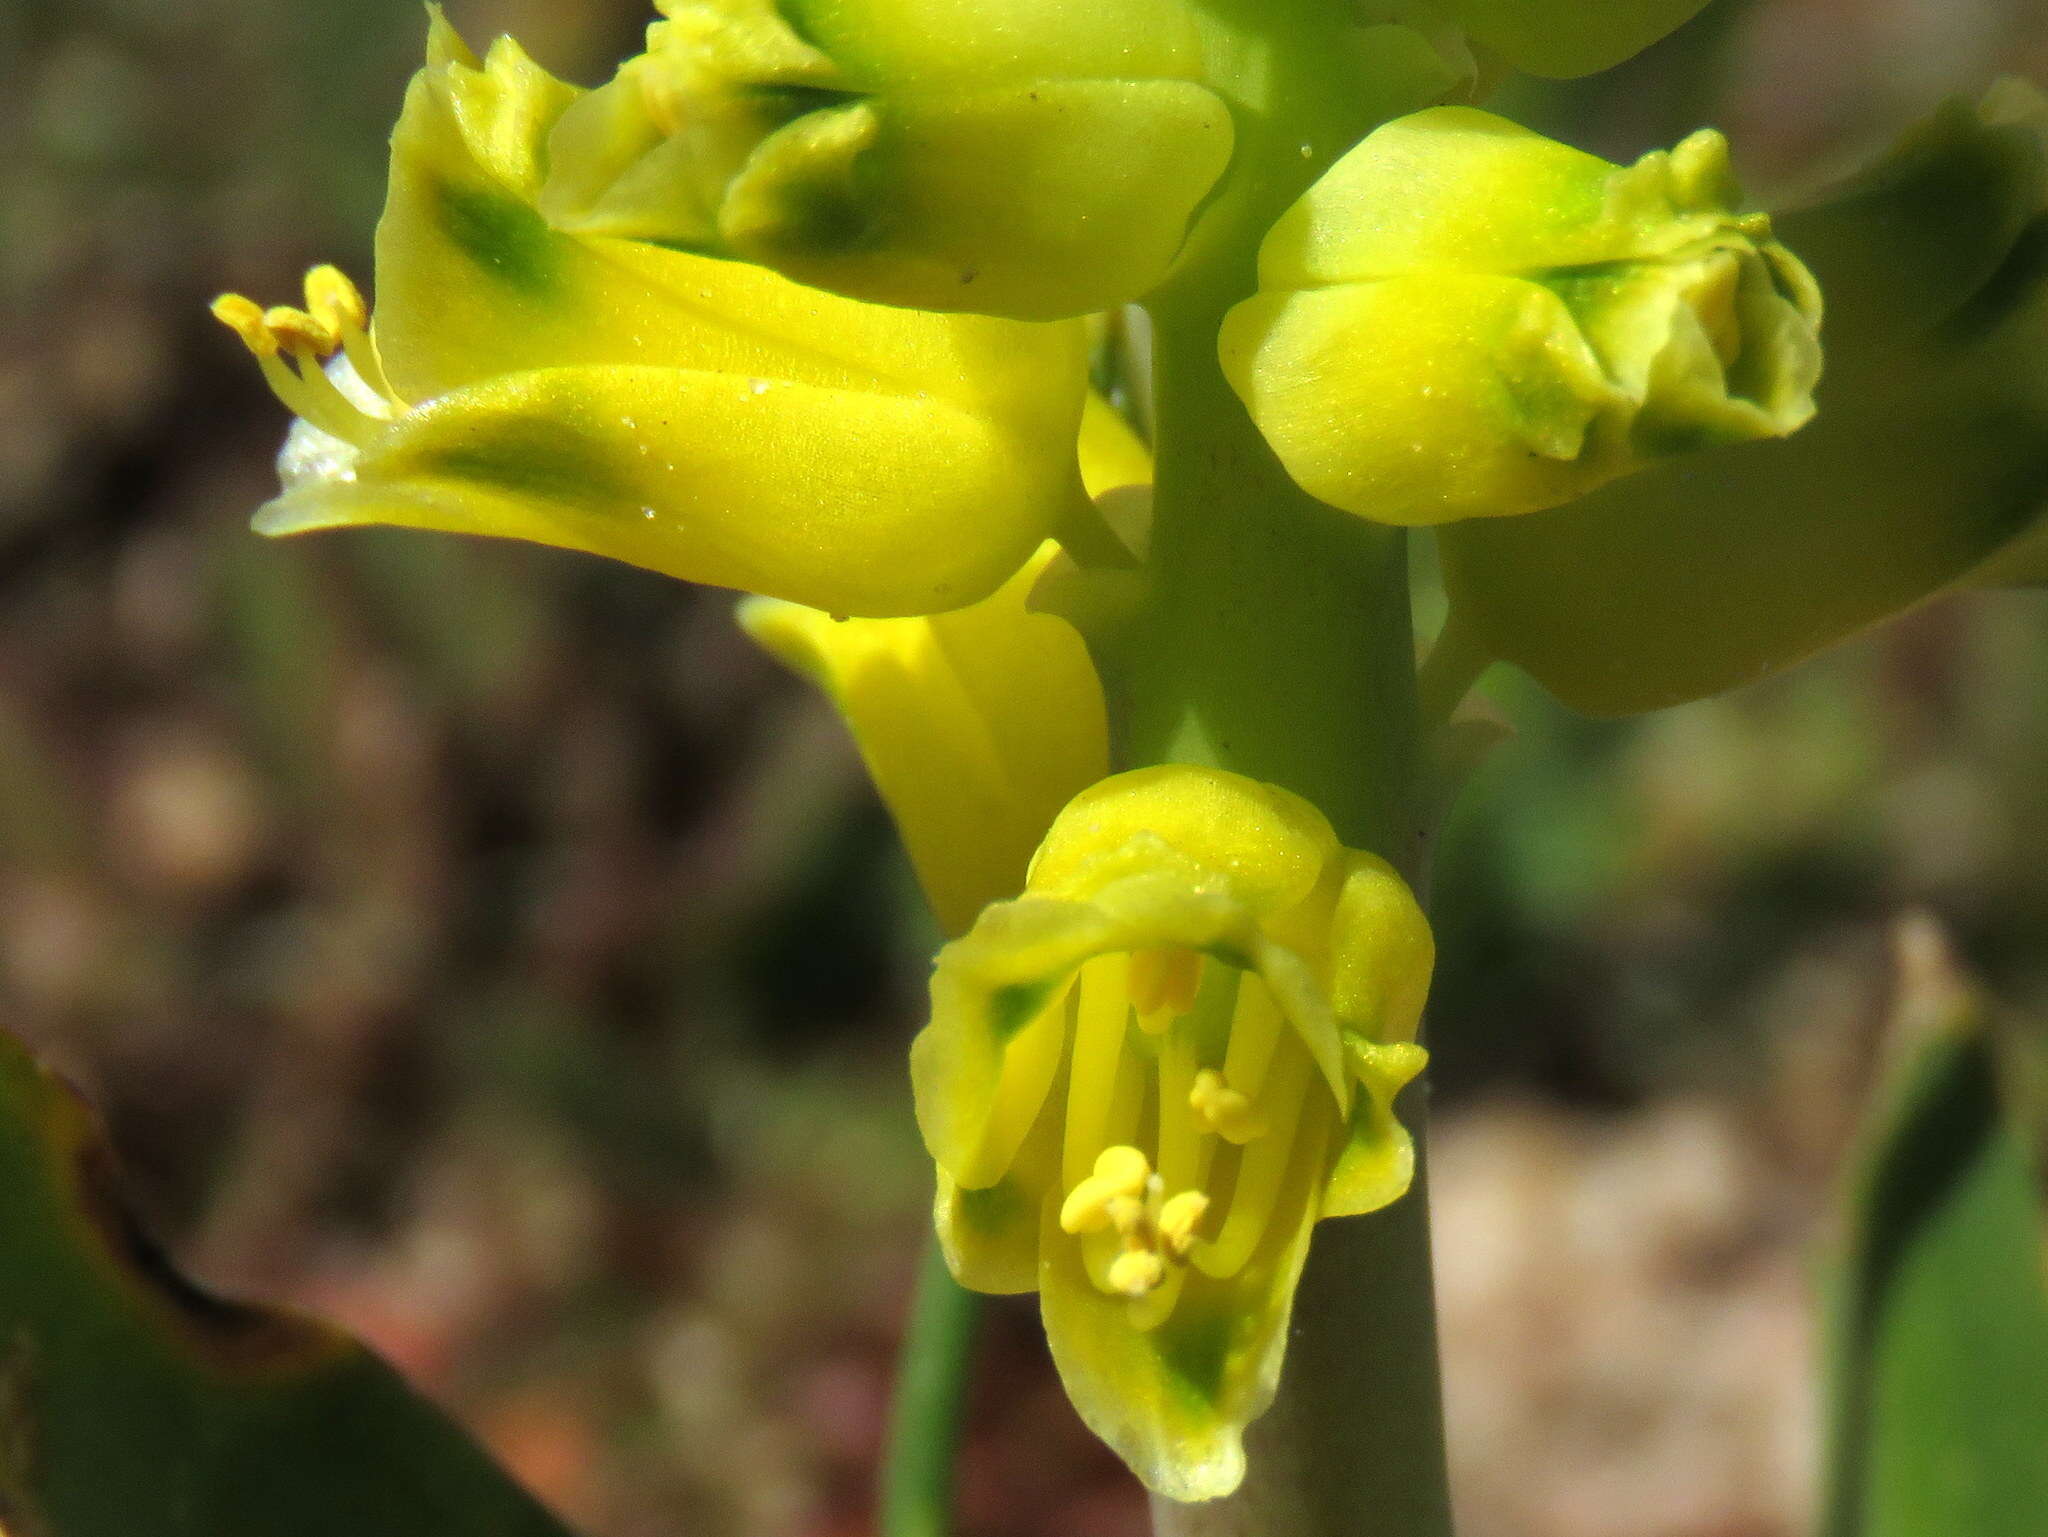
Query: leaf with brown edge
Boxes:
[{"xmin": 0, "ymin": 1026, "xmax": 578, "ymax": 1537}]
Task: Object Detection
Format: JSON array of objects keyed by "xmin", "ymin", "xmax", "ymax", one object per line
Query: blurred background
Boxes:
[{"xmin": 1, "ymin": 0, "xmax": 2046, "ymax": 1533}]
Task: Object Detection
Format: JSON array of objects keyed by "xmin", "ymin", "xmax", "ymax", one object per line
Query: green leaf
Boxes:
[
  {"xmin": 1819, "ymin": 925, "xmax": 2048, "ymax": 1537},
  {"xmin": 0, "ymin": 1026, "xmax": 577, "ymax": 1537}
]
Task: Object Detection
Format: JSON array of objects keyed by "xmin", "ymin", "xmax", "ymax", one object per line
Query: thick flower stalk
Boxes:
[
  {"xmin": 210, "ymin": 10, "xmax": 1089, "ymax": 618},
  {"xmin": 1221, "ymin": 107, "xmax": 1821, "ymax": 525},
  {"xmin": 540, "ymin": 0, "xmax": 1235, "ymax": 318},
  {"xmin": 911, "ymin": 765, "xmax": 1432, "ymax": 1500}
]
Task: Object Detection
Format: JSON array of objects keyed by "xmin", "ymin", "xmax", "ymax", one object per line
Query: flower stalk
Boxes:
[{"xmin": 1119, "ymin": 6, "xmax": 1453, "ymax": 1530}]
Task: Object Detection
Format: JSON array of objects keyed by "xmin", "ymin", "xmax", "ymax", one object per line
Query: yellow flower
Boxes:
[
  {"xmin": 739, "ymin": 396, "xmax": 1144, "ymax": 935},
  {"xmin": 1221, "ymin": 107, "xmax": 1821, "ymax": 526},
  {"xmin": 210, "ymin": 10, "xmax": 1089, "ymax": 619},
  {"xmin": 539, "ymin": 0, "xmax": 1234, "ymax": 319},
  {"xmin": 912, "ymin": 765, "xmax": 1433, "ymax": 1500}
]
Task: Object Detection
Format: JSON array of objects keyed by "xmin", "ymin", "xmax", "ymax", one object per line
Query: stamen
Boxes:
[
  {"xmin": 263, "ymin": 306, "xmax": 340, "ymax": 358},
  {"xmin": 1059, "ymin": 1145, "xmax": 1153, "ymax": 1235},
  {"xmin": 1189, "ymin": 1068, "xmax": 1267, "ymax": 1144},
  {"xmin": 1157, "ymin": 1190, "xmax": 1209, "ymax": 1257},
  {"xmin": 1127, "ymin": 947, "xmax": 1201, "ymax": 1026},
  {"xmin": 211, "ymin": 273, "xmax": 405, "ymax": 451},
  {"xmin": 210, "ymin": 294, "xmax": 278, "ymax": 357},
  {"xmin": 304, "ymin": 265, "xmax": 367, "ymax": 335},
  {"xmin": 1155, "ymin": 1034, "xmax": 1213, "ymax": 1196},
  {"xmin": 1107, "ymin": 1249, "xmax": 1165, "ymax": 1298},
  {"xmin": 1221, "ymin": 974, "xmax": 1286, "ymax": 1101},
  {"xmin": 304, "ymin": 265, "xmax": 401, "ymax": 407},
  {"xmin": 1193, "ymin": 1039, "xmax": 1313, "ymax": 1280},
  {"xmin": 1062, "ymin": 955, "xmax": 1134, "ymax": 1189}
]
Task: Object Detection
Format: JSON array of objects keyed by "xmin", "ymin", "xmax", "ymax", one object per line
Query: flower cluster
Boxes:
[{"xmin": 208, "ymin": 0, "xmax": 2048, "ymax": 1506}]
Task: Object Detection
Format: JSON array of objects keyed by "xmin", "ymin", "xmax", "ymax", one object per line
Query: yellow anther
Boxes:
[
  {"xmin": 211, "ymin": 294, "xmax": 278, "ymax": 357},
  {"xmin": 262, "ymin": 306, "xmax": 339, "ymax": 358},
  {"xmin": 1190, "ymin": 1068, "xmax": 1267, "ymax": 1145},
  {"xmin": 1127, "ymin": 947, "xmax": 1202, "ymax": 1022},
  {"xmin": 1092, "ymin": 1144, "xmax": 1152, "ymax": 1197},
  {"xmin": 1105, "ymin": 1193, "xmax": 1146, "ymax": 1237},
  {"xmin": 1157, "ymin": 1190, "xmax": 1210, "ymax": 1257},
  {"xmin": 1059, "ymin": 1180, "xmax": 1115, "ymax": 1235},
  {"xmin": 1107, "ymin": 1249, "xmax": 1166, "ymax": 1298},
  {"xmin": 1059, "ymin": 1147, "xmax": 1155, "ymax": 1236},
  {"xmin": 304, "ymin": 265, "xmax": 368, "ymax": 337}
]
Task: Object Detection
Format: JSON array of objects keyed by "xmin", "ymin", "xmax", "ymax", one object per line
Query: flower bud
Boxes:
[
  {"xmin": 538, "ymin": 0, "xmax": 1235, "ymax": 320},
  {"xmin": 1220, "ymin": 107, "xmax": 1821, "ymax": 527},
  {"xmin": 1440, "ymin": 84, "xmax": 2048, "ymax": 715}
]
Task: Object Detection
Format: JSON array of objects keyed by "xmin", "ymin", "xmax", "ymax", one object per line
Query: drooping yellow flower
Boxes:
[
  {"xmin": 739, "ymin": 395, "xmax": 1146, "ymax": 934},
  {"xmin": 539, "ymin": 0, "xmax": 1235, "ymax": 319},
  {"xmin": 913, "ymin": 765, "xmax": 1433, "ymax": 1500},
  {"xmin": 1221, "ymin": 107, "xmax": 1822, "ymax": 526},
  {"xmin": 210, "ymin": 10, "xmax": 1089, "ymax": 619}
]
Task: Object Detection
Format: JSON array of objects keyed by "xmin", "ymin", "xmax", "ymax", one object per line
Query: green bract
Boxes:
[
  {"xmin": 538, "ymin": 0, "xmax": 1235, "ymax": 320},
  {"xmin": 1220, "ymin": 108, "xmax": 1822, "ymax": 527},
  {"xmin": 1441, "ymin": 84, "xmax": 2048, "ymax": 715}
]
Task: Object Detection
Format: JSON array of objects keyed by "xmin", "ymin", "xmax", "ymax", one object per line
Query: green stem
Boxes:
[
  {"xmin": 1123, "ymin": 9, "xmax": 1456, "ymax": 1533},
  {"xmin": 1131, "ymin": 306, "xmax": 1453, "ymax": 1537},
  {"xmin": 879, "ymin": 1235, "xmax": 982, "ymax": 1537}
]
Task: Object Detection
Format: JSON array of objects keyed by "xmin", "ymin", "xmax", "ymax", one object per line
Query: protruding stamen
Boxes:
[
  {"xmin": 1157, "ymin": 1190, "xmax": 1209, "ymax": 1257},
  {"xmin": 263, "ymin": 305, "xmax": 340, "ymax": 359},
  {"xmin": 1107, "ymin": 1249, "xmax": 1165, "ymax": 1298},
  {"xmin": 303, "ymin": 264, "xmax": 401, "ymax": 406},
  {"xmin": 1190, "ymin": 1068, "xmax": 1267, "ymax": 1144},
  {"xmin": 1127, "ymin": 947, "xmax": 1201, "ymax": 1025},
  {"xmin": 304, "ymin": 265, "xmax": 368, "ymax": 336},
  {"xmin": 211, "ymin": 293, "xmax": 278, "ymax": 356},
  {"xmin": 210, "ymin": 274, "xmax": 408, "ymax": 450}
]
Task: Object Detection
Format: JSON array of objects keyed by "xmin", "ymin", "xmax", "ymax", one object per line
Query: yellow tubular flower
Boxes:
[
  {"xmin": 210, "ymin": 10, "xmax": 1089, "ymax": 619},
  {"xmin": 738, "ymin": 393, "xmax": 1147, "ymax": 935},
  {"xmin": 1221, "ymin": 107, "xmax": 1822, "ymax": 526},
  {"xmin": 912, "ymin": 766, "xmax": 1433, "ymax": 1500}
]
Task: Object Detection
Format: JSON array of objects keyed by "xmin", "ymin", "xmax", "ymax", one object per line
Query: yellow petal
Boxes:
[
  {"xmin": 1324, "ymin": 851, "xmax": 1436, "ymax": 1045},
  {"xmin": 1036, "ymin": 1092, "xmax": 1333, "ymax": 1501},
  {"xmin": 1079, "ymin": 392, "xmax": 1152, "ymax": 499},
  {"xmin": 254, "ymin": 363, "xmax": 1073, "ymax": 617},
  {"xmin": 739, "ymin": 536, "xmax": 1109, "ymax": 934},
  {"xmin": 935, "ymin": 1050, "xmax": 1067, "ymax": 1293},
  {"xmin": 1026, "ymin": 764, "xmax": 1340, "ymax": 916},
  {"xmin": 1322, "ymin": 1040, "xmax": 1427, "ymax": 1219}
]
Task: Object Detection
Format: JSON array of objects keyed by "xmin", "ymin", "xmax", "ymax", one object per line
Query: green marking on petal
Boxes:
[
  {"xmin": 1158, "ymin": 1306, "xmax": 1233, "ymax": 1410},
  {"xmin": 989, "ymin": 979, "xmax": 1057, "ymax": 1042},
  {"xmin": 434, "ymin": 178, "xmax": 560, "ymax": 296},
  {"xmin": 416, "ymin": 413, "xmax": 630, "ymax": 509},
  {"xmin": 956, "ymin": 1176, "xmax": 1028, "ymax": 1236}
]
